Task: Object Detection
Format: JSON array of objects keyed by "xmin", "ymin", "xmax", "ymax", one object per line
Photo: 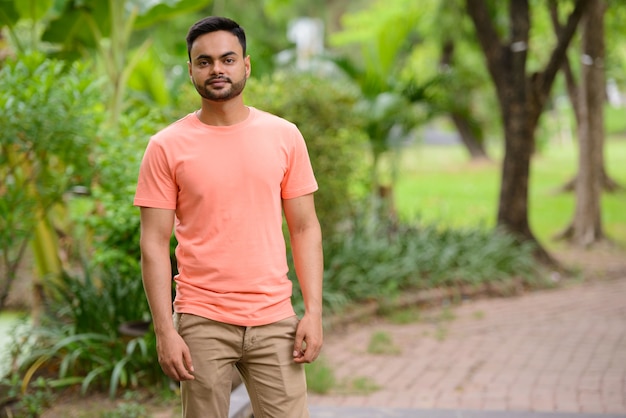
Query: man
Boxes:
[{"xmin": 134, "ymin": 16, "xmax": 323, "ymax": 418}]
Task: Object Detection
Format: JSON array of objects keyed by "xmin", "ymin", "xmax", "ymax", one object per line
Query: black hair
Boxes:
[{"xmin": 186, "ymin": 16, "xmax": 247, "ymax": 61}]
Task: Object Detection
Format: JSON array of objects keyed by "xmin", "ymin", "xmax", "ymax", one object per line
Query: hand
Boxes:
[
  {"xmin": 293, "ymin": 313, "xmax": 323, "ymax": 364},
  {"xmin": 156, "ymin": 329, "xmax": 195, "ymax": 381}
]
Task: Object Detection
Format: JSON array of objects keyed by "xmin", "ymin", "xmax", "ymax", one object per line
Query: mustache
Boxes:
[{"xmin": 207, "ymin": 75, "xmax": 231, "ymax": 83}]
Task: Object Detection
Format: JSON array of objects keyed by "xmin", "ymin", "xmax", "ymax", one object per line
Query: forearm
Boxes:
[
  {"xmin": 290, "ymin": 224, "xmax": 323, "ymax": 316},
  {"xmin": 141, "ymin": 241, "xmax": 175, "ymax": 335}
]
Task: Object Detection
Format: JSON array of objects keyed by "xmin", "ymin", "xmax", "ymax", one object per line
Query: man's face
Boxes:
[{"xmin": 188, "ymin": 30, "xmax": 250, "ymax": 102}]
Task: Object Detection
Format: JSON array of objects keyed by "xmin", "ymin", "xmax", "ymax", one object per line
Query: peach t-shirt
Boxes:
[{"xmin": 134, "ymin": 107, "xmax": 318, "ymax": 326}]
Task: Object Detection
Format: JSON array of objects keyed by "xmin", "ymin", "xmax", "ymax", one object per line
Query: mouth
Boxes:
[{"xmin": 207, "ymin": 77, "xmax": 230, "ymax": 87}]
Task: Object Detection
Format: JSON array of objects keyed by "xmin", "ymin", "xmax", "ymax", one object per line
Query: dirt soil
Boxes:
[{"xmin": 30, "ymin": 245, "xmax": 626, "ymax": 418}]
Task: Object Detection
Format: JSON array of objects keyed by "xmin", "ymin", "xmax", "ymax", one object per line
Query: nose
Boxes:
[{"xmin": 211, "ymin": 62, "xmax": 224, "ymax": 76}]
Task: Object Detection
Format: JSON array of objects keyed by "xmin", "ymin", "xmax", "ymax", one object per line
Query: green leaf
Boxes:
[
  {"xmin": 133, "ymin": 0, "xmax": 213, "ymax": 29},
  {"xmin": 81, "ymin": 365, "xmax": 108, "ymax": 394},
  {"xmin": 40, "ymin": 6, "xmax": 97, "ymax": 48},
  {"xmin": 14, "ymin": 0, "xmax": 55, "ymax": 21},
  {"xmin": 41, "ymin": 0, "xmax": 109, "ymax": 48},
  {"xmin": 47, "ymin": 376, "xmax": 85, "ymax": 388},
  {"xmin": 0, "ymin": 0, "xmax": 19, "ymax": 26},
  {"xmin": 109, "ymin": 357, "xmax": 131, "ymax": 398}
]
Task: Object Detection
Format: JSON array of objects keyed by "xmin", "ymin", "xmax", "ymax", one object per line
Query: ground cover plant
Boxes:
[{"xmin": 289, "ymin": 211, "xmax": 542, "ymax": 316}]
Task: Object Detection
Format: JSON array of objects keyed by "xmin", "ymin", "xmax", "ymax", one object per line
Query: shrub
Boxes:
[
  {"xmin": 301, "ymin": 211, "xmax": 542, "ymax": 314},
  {"xmin": 13, "ymin": 268, "xmax": 164, "ymax": 399},
  {"xmin": 245, "ymin": 71, "xmax": 371, "ymax": 238},
  {"xmin": 3, "ymin": 105, "xmax": 172, "ymax": 407},
  {"xmin": 0, "ymin": 52, "xmax": 103, "ymax": 309},
  {"xmin": 85, "ymin": 108, "xmax": 172, "ymax": 283}
]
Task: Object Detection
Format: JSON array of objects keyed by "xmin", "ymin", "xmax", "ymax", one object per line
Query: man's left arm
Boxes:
[{"xmin": 283, "ymin": 193, "xmax": 323, "ymax": 364}]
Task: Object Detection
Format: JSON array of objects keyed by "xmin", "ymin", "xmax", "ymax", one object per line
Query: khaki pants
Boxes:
[{"xmin": 175, "ymin": 313, "xmax": 309, "ymax": 418}]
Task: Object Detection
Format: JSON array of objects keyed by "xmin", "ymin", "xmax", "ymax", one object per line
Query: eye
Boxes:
[{"xmin": 224, "ymin": 58, "xmax": 235, "ymax": 64}]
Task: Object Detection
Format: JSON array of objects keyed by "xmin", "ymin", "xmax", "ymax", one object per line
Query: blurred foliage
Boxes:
[
  {"xmin": 245, "ymin": 70, "xmax": 371, "ymax": 236},
  {"xmin": 0, "ymin": 52, "xmax": 103, "ymax": 309},
  {"xmin": 0, "ymin": 52, "xmax": 167, "ymax": 403},
  {"xmin": 330, "ymin": 0, "xmax": 425, "ymax": 97},
  {"xmin": 39, "ymin": 0, "xmax": 212, "ymax": 56},
  {"xmin": 1, "ymin": 0, "xmax": 625, "ymax": 409},
  {"xmin": 329, "ymin": 0, "xmax": 435, "ymax": 192},
  {"xmin": 85, "ymin": 109, "xmax": 170, "ymax": 282},
  {"xmin": 312, "ymin": 211, "xmax": 545, "ymax": 314}
]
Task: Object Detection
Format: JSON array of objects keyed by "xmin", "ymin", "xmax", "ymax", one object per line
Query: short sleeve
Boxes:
[
  {"xmin": 133, "ymin": 139, "xmax": 178, "ymax": 210},
  {"xmin": 280, "ymin": 128, "xmax": 318, "ymax": 199}
]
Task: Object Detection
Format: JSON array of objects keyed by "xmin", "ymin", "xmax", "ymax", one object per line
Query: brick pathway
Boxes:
[{"xmin": 307, "ymin": 276, "xmax": 626, "ymax": 415}]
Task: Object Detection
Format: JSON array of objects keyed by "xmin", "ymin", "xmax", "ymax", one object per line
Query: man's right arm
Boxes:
[{"xmin": 139, "ymin": 207, "xmax": 194, "ymax": 381}]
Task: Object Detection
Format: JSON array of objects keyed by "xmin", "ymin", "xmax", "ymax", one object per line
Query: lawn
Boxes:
[{"xmin": 394, "ymin": 136, "xmax": 626, "ymax": 250}]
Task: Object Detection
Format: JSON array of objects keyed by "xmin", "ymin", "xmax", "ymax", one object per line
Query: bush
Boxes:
[
  {"xmin": 245, "ymin": 71, "xmax": 371, "ymax": 238},
  {"xmin": 0, "ymin": 52, "xmax": 103, "ymax": 309},
  {"xmin": 296, "ymin": 211, "xmax": 543, "ymax": 314},
  {"xmin": 2, "ymin": 102, "xmax": 173, "ymax": 409},
  {"xmin": 85, "ymin": 108, "xmax": 172, "ymax": 282},
  {"xmin": 9, "ymin": 269, "xmax": 164, "ymax": 400}
]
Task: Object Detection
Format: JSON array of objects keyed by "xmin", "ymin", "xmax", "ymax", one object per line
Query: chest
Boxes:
[{"xmin": 173, "ymin": 137, "xmax": 288, "ymax": 195}]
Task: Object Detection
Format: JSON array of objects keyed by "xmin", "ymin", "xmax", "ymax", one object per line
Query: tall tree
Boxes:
[
  {"xmin": 465, "ymin": 0, "xmax": 590, "ymax": 263},
  {"xmin": 557, "ymin": 0, "xmax": 608, "ymax": 246},
  {"xmin": 438, "ymin": 39, "xmax": 490, "ymax": 161},
  {"xmin": 549, "ymin": 0, "xmax": 622, "ymax": 194},
  {"xmin": 430, "ymin": 0, "xmax": 493, "ymax": 161}
]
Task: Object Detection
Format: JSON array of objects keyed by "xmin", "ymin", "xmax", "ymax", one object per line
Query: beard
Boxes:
[{"xmin": 193, "ymin": 74, "xmax": 247, "ymax": 102}]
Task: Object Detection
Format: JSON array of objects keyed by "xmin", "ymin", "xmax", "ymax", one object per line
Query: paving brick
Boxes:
[{"xmin": 308, "ymin": 275, "xmax": 626, "ymax": 416}]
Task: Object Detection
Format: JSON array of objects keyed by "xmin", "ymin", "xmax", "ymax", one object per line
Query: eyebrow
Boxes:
[{"xmin": 194, "ymin": 51, "xmax": 238, "ymax": 61}]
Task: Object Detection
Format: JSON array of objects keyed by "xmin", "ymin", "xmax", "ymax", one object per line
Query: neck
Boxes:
[{"xmin": 197, "ymin": 98, "xmax": 249, "ymax": 126}]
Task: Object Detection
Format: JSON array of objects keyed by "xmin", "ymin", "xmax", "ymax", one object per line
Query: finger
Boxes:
[
  {"xmin": 300, "ymin": 340, "xmax": 321, "ymax": 363},
  {"xmin": 162, "ymin": 362, "xmax": 182, "ymax": 381},
  {"xmin": 304, "ymin": 346, "xmax": 321, "ymax": 362},
  {"xmin": 176, "ymin": 365, "xmax": 195, "ymax": 381},
  {"xmin": 293, "ymin": 333, "xmax": 305, "ymax": 359},
  {"xmin": 174, "ymin": 353, "xmax": 194, "ymax": 380},
  {"xmin": 182, "ymin": 348, "xmax": 195, "ymax": 374},
  {"xmin": 162, "ymin": 356, "xmax": 194, "ymax": 381}
]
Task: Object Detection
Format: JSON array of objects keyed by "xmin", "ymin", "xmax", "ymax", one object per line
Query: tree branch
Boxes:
[
  {"xmin": 548, "ymin": 0, "xmax": 581, "ymax": 122},
  {"xmin": 539, "ymin": 0, "xmax": 590, "ymax": 96},
  {"xmin": 465, "ymin": 0, "xmax": 506, "ymax": 90}
]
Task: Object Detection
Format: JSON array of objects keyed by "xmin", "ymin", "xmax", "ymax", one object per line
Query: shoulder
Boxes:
[
  {"xmin": 151, "ymin": 113, "xmax": 197, "ymax": 144},
  {"xmin": 249, "ymin": 107, "xmax": 299, "ymax": 132}
]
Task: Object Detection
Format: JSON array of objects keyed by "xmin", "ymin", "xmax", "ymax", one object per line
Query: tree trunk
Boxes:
[
  {"xmin": 560, "ymin": 0, "xmax": 607, "ymax": 246},
  {"xmin": 466, "ymin": 0, "xmax": 590, "ymax": 265},
  {"xmin": 439, "ymin": 40, "xmax": 490, "ymax": 161},
  {"xmin": 450, "ymin": 113, "xmax": 490, "ymax": 161},
  {"xmin": 549, "ymin": 0, "xmax": 623, "ymax": 195}
]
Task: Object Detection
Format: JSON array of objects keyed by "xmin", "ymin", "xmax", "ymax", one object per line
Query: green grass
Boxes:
[
  {"xmin": 335, "ymin": 376, "xmax": 380, "ymax": 395},
  {"xmin": 305, "ymin": 358, "xmax": 336, "ymax": 394},
  {"xmin": 305, "ymin": 357, "xmax": 381, "ymax": 396},
  {"xmin": 367, "ymin": 331, "xmax": 401, "ymax": 355},
  {"xmin": 383, "ymin": 306, "xmax": 422, "ymax": 324},
  {"xmin": 394, "ymin": 137, "xmax": 626, "ymax": 250}
]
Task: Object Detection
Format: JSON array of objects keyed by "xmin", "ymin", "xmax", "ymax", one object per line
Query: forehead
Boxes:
[{"xmin": 190, "ymin": 30, "xmax": 243, "ymax": 59}]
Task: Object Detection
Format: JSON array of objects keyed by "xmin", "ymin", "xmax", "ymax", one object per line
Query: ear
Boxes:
[
  {"xmin": 244, "ymin": 55, "xmax": 251, "ymax": 78},
  {"xmin": 188, "ymin": 61, "xmax": 192, "ymax": 78}
]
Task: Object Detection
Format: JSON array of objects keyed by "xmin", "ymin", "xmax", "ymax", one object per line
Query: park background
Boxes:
[{"xmin": 0, "ymin": 0, "xmax": 625, "ymax": 416}]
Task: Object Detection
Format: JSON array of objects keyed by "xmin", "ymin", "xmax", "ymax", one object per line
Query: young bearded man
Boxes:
[{"xmin": 134, "ymin": 16, "xmax": 323, "ymax": 418}]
